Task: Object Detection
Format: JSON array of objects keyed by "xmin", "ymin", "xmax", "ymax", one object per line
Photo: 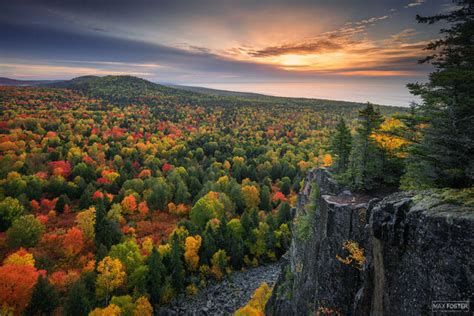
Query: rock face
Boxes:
[{"xmin": 266, "ymin": 168, "xmax": 473, "ymax": 315}]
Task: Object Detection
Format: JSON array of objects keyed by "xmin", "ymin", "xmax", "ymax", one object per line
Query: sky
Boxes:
[{"xmin": 0, "ymin": 0, "xmax": 457, "ymax": 106}]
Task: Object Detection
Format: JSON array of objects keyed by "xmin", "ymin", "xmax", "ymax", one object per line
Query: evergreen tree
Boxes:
[
  {"xmin": 404, "ymin": 0, "xmax": 474, "ymax": 188},
  {"xmin": 94, "ymin": 201, "xmax": 122, "ymax": 250},
  {"xmin": 348, "ymin": 103, "xmax": 384, "ymax": 190},
  {"xmin": 25, "ymin": 275, "xmax": 59, "ymax": 316},
  {"xmin": 277, "ymin": 202, "xmax": 291, "ymax": 226},
  {"xmin": 259, "ymin": 185, "xmax": 272, "ymax": 212},
  {"xmin": 64, "ymin": 278, "xmax": 93, "ymax": 316},
  {"xmin": 330, "ymin": 118, "xmax": 352, "ymax": 173},
  {"xmin": 146, "ymin": 247, "xmax": 165, "ymax": 306},
  {"xmin": 170, "ymin": 234, "xmax": 185, "ymax": 294},
  {"xmin": 199, "ymin": 229, "xmax": 216, "ymax": 265},
  {"xmin": 280, "ymin": 177, "xmax": 291, "ymax": 196},
  {"xmin": 174, "ymin": 181, "xmax": 190, "ymax": 204},
  {"xmin": 55, "ymin": 194, "xmax": 69, "ymax": 213}
]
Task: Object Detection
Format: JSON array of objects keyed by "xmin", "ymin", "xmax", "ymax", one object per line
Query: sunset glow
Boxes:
[{"xmin": 0, "ymin": 0, "xmax": 456, "ymax": 105}]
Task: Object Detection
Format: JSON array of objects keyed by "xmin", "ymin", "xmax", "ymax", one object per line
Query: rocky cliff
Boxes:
[{"xmin": 266, "ymin": 169, "xmax": 473, "ymax": 315}]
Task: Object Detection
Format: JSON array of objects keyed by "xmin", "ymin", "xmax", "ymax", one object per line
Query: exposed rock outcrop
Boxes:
[{"xmin": 266, "ymin": 169, "xmax": 473, "ymax": 315}]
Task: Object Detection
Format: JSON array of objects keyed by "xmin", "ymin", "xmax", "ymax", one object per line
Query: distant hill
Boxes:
[
  {"xmin": 38, "ymin": 75, "xmax": 403, "ymax": 112},
  {"xmin": 45, "ymin": 75, "xmax": 196, "ymax": 99},
  {"xmin": 165, "ymin": 84, "xmax": 267, "ymax": 98},
  {"xmin": 0, "ymin": 77, "xmax": 59, "ymax": 86}
]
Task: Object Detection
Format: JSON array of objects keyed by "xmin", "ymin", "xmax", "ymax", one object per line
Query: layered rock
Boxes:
[{"xmin": 266, "ymin": 169, "xmax": 473, "ymax": 315}]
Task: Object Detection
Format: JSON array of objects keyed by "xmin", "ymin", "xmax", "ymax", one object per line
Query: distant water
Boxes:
[{"xmin": 192, "ymin": 81, "xmax": 420, "ymax": 107}]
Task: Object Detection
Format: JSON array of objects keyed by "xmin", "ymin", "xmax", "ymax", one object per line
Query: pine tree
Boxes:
[
  {"xmin": 404, "ymin": 0, "xmax": 474, "ymax": 188},
  {"xmin": 277, "ymin": 202, "xmax": 291, "ymax": 226},
  {"xmin": 25, "ymin": 275, "xmax": 59, "ymax": 316},
  {"xmin": 259, "ymin": 185, "xmax": 272, "ymax": 212},
  {"xmin": 146, "ymin": 247, "xmax": 165, "ymax": 306},
  {"xmin": 64, "ymin": 278, "xmax": 93, "ymax": 316},
  {"xmin": 170, "ymin": 234, "xmax": 185, "ymax": 294},
  {"xmin": 199, "ymin": 229, "xmax": 216, "ymax": 265},
  {"xmin": 94, "ymin": 201, "xmax": 122, "ymax": 250},
  {"xmin": 348, "ymin": 103, "xmax": 384, "ymax": 190},
  {"xmin": 330, "ymin": 118, "xmax": 352, "ymax": 173}
]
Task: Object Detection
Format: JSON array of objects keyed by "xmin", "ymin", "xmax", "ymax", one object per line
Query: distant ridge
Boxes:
[
  {"xmin": 44, "ymin": 75, "xmax": 200, "ymax": 104},
  {"xmin": 0, "ymin": 77, "xmax": 60, "ymax": 86},
  {"xmin": 165, "ymin": 84, "xmax": 267, "ymax": 98},
  {"xmin": 3, "ymin": 75, "xmax": 401, "ymax": 110}
]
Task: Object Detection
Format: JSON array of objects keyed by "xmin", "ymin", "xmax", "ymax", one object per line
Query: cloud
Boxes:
[
  {"xmin": 405, "ymin": 0, "xmax": 425, "ymax": 8},
  {"xmin": 245, "ymin": 39, "xmax": 344, "ymax": 58},
  {"xmin": 355, "ymin": 15, "xmax": 389, "ymax": 25}
]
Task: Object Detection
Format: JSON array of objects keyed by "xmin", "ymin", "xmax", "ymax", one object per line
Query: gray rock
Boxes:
[{"xmin": 267, "ymin": 168, "xmax": 474, "ymax": 316}]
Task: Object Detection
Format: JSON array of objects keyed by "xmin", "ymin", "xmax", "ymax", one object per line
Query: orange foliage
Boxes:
[
  {"xmin": 63, "ymin": 227, "xmax": 84, "ymax": 256},
  {"xmin": 138, "ymin": 201, "xmax": 149, "ymax": 217},
  {"xmin": 184, "ymin": 235, "xmax": 202, "ymax": 271},
  {"xmin": 0, "ymin": 264, "xmax": 41, "ymax": 314},
  {"xmin": 121, "ymin": 195, "xmax": 137, "ymax": 214},
  {"xmin": 272, "ymin": 191, "xmax": 287, "ymax": 202},
  {"xmin": 49, "ymin": 270, "xmax": 80, "ymax": 292},
  {"xmin": 322, "ymin": 154, "xmax": 333, "ymax": 167}
]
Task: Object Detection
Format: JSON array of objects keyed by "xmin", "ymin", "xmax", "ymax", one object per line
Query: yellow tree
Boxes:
[
  {"xmin": 134, "ymin": 296, "xmax": 153, "ymax": 316},
  {"xmin": 322, "ymin": 154, "xmax": 333, "ymax": 167},
  {"xmin": 75, "ymin": 207, "xmax": 96, "ymax": 240},
  {"xmin": 241, "ymin": 185, "xmax": 260, "ymax": 210},
  {"xmin": 184, "ymin": 235, "xmax": 202, "ymax": 271},
  {"xmin": 96, "ymin": 257, "xmax": 126, "ymax": 304},
  {"xmin": 3, "ymin": 248, "xmax": 35, "ymax": 267},
  {"xmin": 371, "ymin": 118, "xmax": 409, "ymax": 157},
  {"xmin": 89, "ymin": 304, "xmax": 121, "ymax": 316},
  {"xmin": 235, "ymin": 282, "xmax": 272, "ymax": 316}
]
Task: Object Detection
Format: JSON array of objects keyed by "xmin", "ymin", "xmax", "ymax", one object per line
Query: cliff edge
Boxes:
[{"xmin": 266, "ymin": 169, "xmax": 473, "ymax": 315}]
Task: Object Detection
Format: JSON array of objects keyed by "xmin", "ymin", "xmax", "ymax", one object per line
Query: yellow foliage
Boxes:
[
  {"xmin": 89, "ymin": 304, "xmax": 121, "ymax": 316},
  {"xmin": 322, "ymin": 154, "xmax": 333, "ymax": 167},
  {"xmin": 223, "ymin": 160, "xmax": 231, "ymax": 170},
  {"xmin": 336, "ymin": 240, "xmax": 366, "ymax": 270},
  {"xmin": 371, "ymin": 118, "xmax": 409, "ymax": 157},
  {"xmin": 184, "ymin": 235, "xmax": 202, "ymax": 271},
  {"xmin": 158, "ymin": 243, "xmax": 171, "ymax": 257},
  {"xmin": 185, "ymin": 284, "xmax": 199, "ymax": 296},
  {"xmin": 233, "ymin": 156, "xmax": 245, "ymax": 165},
  {"xmin": 76, "ymin": 207, "xmax": 96, "ymax": 240},
  {"xmin": 210, "ymin": 249, "xmax": 229, "ymax": 280},
  {"xmin": 96, "ymin": 257, "xmax": 126, "ymax": 302},
  {"xmin": 297, "ymin": 160, "xmax": 311, "ymax": 171},
  {"xmin": 134, "ymin": 296, "xmax": 153, "ymax": 316},
  {"xmin": 141, "ymin": 237, "xmax": 154, "ymax": 256},
  {"xmin": 242, "ymin": 185, "xmax": 260, "ymax": 210},
  {"xmin": 3, "ymin": 248, "xmax": 35, "ymax": 267},
  {"xmin": 234, "ymin": 282, "xmax": 272, "ymax": 316}
]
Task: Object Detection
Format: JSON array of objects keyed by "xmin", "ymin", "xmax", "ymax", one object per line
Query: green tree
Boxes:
[
  {"xmin": 146, "ymin": 247, "xmax": 166, "ymax": 306},
  {"xmin": 7, "ymin": 214, "xmax": 45, "ymax": 248},
  {"xmin": 348, "ymin": 103, "xmax": 384, "ymax": 190},
  {"xmin": 189, "ymin": 192, "xmax": 224, "ymax": 229},
  {"xmin": 277, "ymin": 202, "xmax": 291, "ymax": 226},
  {"xmin": 146, "ymin": 178, "xmax": 170, "ymax": 211},
  {"xmin": 403, "ymin": 0, "xmax": 474, "ymax": 188},
  {"xmin": 259, "ymin": 185, "xmax": 272, "ymax": 212},
  {"xmin": 170, "ymin": 235, "xmax": 185, "ymax": 294},
  {"xmin": 0, "ymin": 197, "xmax": 25, "ymax": 231},
  {"xmin": 108, "ymin": 239, "xmax": 143, "ymax": 274},
  {"xmin": 280, "ymin": 177, "xmax": 291, "ymax": 196},
  {"xmin": 25, "ymin": 275, "xmax": 59, "ymax": 316},
  {"xmin": 95, "ymin": 202, "xmax": 122, "ymax": 250},
  {"xmin": 330, "ymin": 118, "xmax": 352, "ymax": 173},
  {"xmin": 64, "ymin": 278, "xmax": 94, "ymax": 316}
]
